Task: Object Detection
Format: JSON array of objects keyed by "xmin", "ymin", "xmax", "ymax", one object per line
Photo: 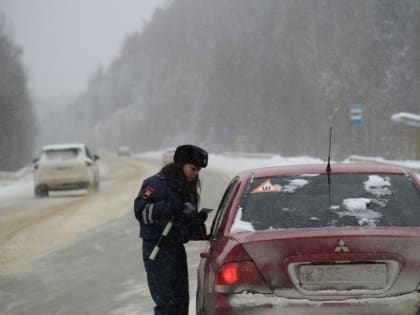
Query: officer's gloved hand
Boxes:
[
  {"xmin": 182, "ymin": 202, "xmax": 202, "ymax": 221},
  {"xmin": 196, "ymin": 210, "xmax": 208, "ymax": 222},
  {"xmin": 188, "ymin": 210, "xmax": 208, "ymax": 241},
  {"xmin": 187, "ymin": 209, "xmax": 208, "ymax": 223},
  {"xmin": 182, "ymin": 202, "xmax": 196, "ymax": 214}
]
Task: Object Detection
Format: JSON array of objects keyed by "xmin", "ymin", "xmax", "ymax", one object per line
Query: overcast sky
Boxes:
[{"xmin": 0, "ymin": 0, "xmax": 164, "ymax": 99}]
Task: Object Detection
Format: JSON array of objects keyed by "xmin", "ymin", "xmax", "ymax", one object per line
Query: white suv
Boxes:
[{"xmin": 33, "ymin": 143, "xmax": 100, "ymax": 197}]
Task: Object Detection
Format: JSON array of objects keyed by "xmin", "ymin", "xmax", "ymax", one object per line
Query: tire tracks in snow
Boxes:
[{"xmin": 0, "ymin": 157, "xmax": 158, "ymax": 274}]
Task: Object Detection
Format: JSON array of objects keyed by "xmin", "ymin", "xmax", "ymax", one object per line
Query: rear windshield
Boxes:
[
  {"xmin": 233, "ymin": 173, "xmax": 420, "ymax": 232},
  {"xmin": 44, "ymin": 148, "xmax": 80, "ymax": 160}
]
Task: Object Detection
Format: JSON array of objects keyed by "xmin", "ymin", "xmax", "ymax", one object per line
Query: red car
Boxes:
[{"xmin": 197, "ymin": 163, "xmax": 420, "ymax": 315}]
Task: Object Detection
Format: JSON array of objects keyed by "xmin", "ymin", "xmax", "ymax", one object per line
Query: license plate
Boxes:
[{"xmin": 299, "ymin": 263, "xmax": 387, "ymax": 290}]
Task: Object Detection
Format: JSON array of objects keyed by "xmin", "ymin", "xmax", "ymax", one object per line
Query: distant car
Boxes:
[
  {"xmin": 117, "ymin": 146, "xmax": 131, "ymax": 156},
  {"xmin": 33, "ymin": 143, "xmax": 100, "ymax": 197},
  {"xmin": 162, "ymin": 147, "xmax": 176, "ymax": 165},
  {"xmin": 197, "ymin": 163, "xmax": 420, "ymax": 315}
]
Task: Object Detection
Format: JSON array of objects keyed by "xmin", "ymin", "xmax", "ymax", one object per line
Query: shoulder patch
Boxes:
[{"xmin": 141, "ymin": 186, "xmax": 156, "ymax": 200}]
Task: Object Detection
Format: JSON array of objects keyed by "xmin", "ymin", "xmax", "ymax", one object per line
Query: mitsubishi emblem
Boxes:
[{"xmin": 334, "ymin": 239, "xmax": 349, "ymax": 252}]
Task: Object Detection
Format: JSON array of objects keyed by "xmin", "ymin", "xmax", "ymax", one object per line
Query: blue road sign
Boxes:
[{"xmin": 350, "ymin": 104, "xmax": 363, "ymax": 125}]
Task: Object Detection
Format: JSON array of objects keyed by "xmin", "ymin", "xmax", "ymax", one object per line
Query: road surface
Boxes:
[{"xmin": 0, "ymin": 156, "xmax": 231, "ymax": 315}]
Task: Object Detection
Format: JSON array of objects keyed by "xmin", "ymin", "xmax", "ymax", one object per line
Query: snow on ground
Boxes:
[
  {"xmin": 0, "ymin": 151, "xmax": 419, "ymax": 315},
  {"xmin": 0, "ymin": 167, "xmax": 33, "ymax": 199}
]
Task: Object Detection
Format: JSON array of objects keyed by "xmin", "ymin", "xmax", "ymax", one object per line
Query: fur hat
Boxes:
[{"xmin": 174, "ymin": 144, "xmax": 208, "ymax": 168}]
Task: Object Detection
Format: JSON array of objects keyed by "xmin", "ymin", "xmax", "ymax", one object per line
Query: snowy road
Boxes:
[
  {"xmin": 0, "ymin": 156, "xmax": 230, "ymax": 315},
  {"xmin": 3, "ymin": 151, "xmax": 416, "ymax": 314}
]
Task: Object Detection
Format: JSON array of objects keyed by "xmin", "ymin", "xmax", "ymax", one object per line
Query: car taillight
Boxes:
[
  {"xmin": 218, "ymin": 264, "xmax": 239, "ymax": 285},
  {"xmin": 85, "ymin": 160, "xmax": 92, "ymax": 167},
  {"xmin": 215, "ymin": 244, "xmax": 270, "ymax": 293},
  {"xmin": 216, "ymin": 261, "xmax": 261, "ymax": 285}
]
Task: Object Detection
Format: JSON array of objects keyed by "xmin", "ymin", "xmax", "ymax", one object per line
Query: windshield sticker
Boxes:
[
  {"xmin": 231, "ymin": 207, "xmax": 255, "ymax": 233},
  {"xmin": 364, "ymin": 175, "xmax": 392, "ymax": 197},
  {"xmin": 251, "ymin": 179, "xmax": 281, "ymax": 194}
]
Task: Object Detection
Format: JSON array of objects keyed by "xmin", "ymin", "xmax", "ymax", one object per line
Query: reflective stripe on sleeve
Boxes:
[{"xmin": 143, "ymin": 203, "xmax": 154, "ymax": 224}]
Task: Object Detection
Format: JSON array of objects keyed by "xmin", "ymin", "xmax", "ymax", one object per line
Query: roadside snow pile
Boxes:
[
  {"xmin": 0, "ymin": 166, "xmax": 32, "ymax": 181},
  {"xmin": 209, "ymin": 153, "xmax": 325, "ymax": 174},
  {"xmin": 346, "ymin": 155, "xmax": 420, "ymax": 172},
  {"xmin": 0, "ymin": 166, "xmax": 33, "ymax": 198}
]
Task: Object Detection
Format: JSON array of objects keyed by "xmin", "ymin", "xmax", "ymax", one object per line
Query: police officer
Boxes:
[{"xmin": 134, "ymin": 144, "xmax": 209, "ymax": 315}]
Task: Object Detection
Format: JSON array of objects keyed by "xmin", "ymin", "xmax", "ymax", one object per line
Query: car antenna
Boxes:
[
  {"xmin": 326, "ymin": 126, "xmax": 332, "ymax": 206},
  {"xmin": 326, "ymin": 126, "xmax": 332, "ymax": 174}
]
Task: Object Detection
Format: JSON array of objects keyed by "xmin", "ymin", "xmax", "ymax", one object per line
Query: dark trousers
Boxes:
[{"xmin": 142, "ymin": 240, "xmax": 189, "ymax": 315}]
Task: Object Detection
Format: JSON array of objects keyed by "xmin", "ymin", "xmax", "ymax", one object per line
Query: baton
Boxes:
[{"xmin": 149, "ymin": 218, "xmax": 174, "ymax": 260}]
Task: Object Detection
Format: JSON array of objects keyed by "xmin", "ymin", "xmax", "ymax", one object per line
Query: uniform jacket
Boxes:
[{"xmin": 134, "ymin": 173, "xmax": 198, "ymax": 243}]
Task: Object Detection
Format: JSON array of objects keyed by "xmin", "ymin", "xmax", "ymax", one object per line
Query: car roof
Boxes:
[
  {"xmin": 237, "ymin": 163, "xmax": 409, "ymax": 179},
  {"xmin": 42, "ymin": 143, "xmax": 86, "ymax": 151}
]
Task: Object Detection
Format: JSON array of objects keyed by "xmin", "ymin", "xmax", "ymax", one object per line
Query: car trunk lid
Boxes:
[{"xmin": 233, "ymin": 227, "xmax": 420, "ymax": 298}]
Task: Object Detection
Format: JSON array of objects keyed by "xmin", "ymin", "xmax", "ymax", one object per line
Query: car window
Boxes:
[
  {"xmin": 44, "ymin": 148, "xmax": 80, "ymax": 160},
  {"xmin": 84, "ymin": 146, "xmax": 93, "ymax": 159},
  {"xmin": 210, "ymin": 177, "xmax": 240, "ymax": 239},
  {"xmin": 234, "ymin": 173, "xmax": 420, "ymax": 231}
]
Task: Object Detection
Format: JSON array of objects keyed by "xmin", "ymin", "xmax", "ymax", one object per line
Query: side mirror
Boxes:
[
  {"xmin": 93, "ymin": 154, "xmax": 100, "ymax": 161},
  {"xmin": 32, "ymin": 158, "xmax": 39, "ymax": 164}
]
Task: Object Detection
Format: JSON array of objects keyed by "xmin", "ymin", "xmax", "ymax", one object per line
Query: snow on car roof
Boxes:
[{"xmin": 42, "ymin": 143, "xmax": 85, "ymax": 151}]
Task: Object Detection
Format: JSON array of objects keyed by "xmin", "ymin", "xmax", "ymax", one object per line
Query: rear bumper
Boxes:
[
  {"xmin": 35, "ymin": 173, "xmax": 93, "ymax": 190},
  {"xmin": 41, "ymin": 182, "xmax": 89, "ymax": 191},
  {"xmin": 223, "ymin": 291, "xmax": 420, "ymax": 315}
]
